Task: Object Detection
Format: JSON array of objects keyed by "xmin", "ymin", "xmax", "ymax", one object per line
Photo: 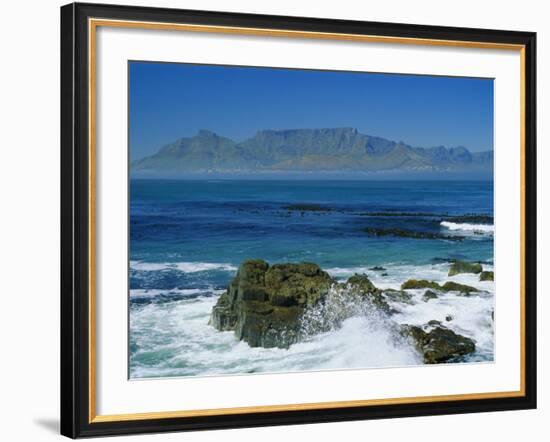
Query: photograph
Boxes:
[{"xmin": 128, "ymin": 61, "xmax": 495, "ymax": 379}]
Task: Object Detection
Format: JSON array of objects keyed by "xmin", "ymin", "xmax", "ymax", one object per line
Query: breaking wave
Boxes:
[
  {"xmin": 130, "ymin": 261, "xmax": 238, "ymax": 273},
  {"xmin": 441, "ymin": 221, "xmax": 494, "ymax": 235}
]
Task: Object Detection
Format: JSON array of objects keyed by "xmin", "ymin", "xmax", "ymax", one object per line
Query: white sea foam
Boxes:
[
  {"xmin": 129, "ymin": 291, "xmax": 422, "ymax": 379},
  {"xmin": 130, "ymin": 261, "xmax": 237, "ymax": 273},
  {"xmin": 173, "ymin": 262, "xmax": 237, "ymax": 273},
  {"xmin": 441, "ymin": 221, "xmax": 494, "ymax": 235},
  {"xmin": 327, "ymin": 263, "xmax": 451, "ymax": 290}
]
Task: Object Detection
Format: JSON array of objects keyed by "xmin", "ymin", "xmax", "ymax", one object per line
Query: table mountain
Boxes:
[{"xmin": 132, "ymin": 128, "xmax": 493, "ymax": 174}]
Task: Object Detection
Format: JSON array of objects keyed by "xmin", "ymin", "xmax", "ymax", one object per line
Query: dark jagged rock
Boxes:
[
  {"xmin": 401, "ymin": 279, "xmax": 441, "ymax": 290},
  {"xmin": 441, "ymin": 281, "xmax": 479, "ymax": 294},
  {"xmin": 264, "ymin": 262, "xmax": 333, "ymax": 307},
  {"xmin": 423, "ymin": 290, "xmax": 439, "ymax": 302},
  {"xmin": 346, "ymin": 274, "xmax": 392, "ymax": 313},
  {"xmin": 479, "ymin": 271, "xmax": 494, "ymax": 281},
  {"xmin": 401, "ymin": 279, "xmax": 480, "ymax": 295},
  {"xmin": 347, "ymin": 273, "xmax": 377, "ymax": 293},
  {"xmin": 445, "ymin": 315, "xmax": 453, "ymax": 322},
  {"xmin": 210, "ymin": 260, "xmax": 334, "ymax": 348},
  {"xmin": 369, "ymin": 266, "xmax": 386, "ymax": 271},
  {"xmin": 364, "ymin": 227, "xmax": 464, "ymax": 241},
  {"xmin": 448, "ymin": 260, "xmax": 482, "ymax": 276},
  {"xmin": 383, "ymin": 289, "xmax": 414, "ymax": 304},
  {"xmin": 400, "ymin": 324, "xmax": 476, "ymax": 363}
]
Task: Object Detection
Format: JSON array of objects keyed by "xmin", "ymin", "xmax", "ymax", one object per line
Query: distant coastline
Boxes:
[{"xmin": 131, "ymin": 128, "xmax": 493, "ymax": 177}]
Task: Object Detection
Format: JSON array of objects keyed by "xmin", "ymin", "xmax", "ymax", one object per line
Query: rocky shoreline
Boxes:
[{"xmin": 210, "ymin": 259, "xmax": 493, "ymax": 363}]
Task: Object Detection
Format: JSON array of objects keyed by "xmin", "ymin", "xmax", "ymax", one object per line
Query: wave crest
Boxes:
[
  {"xmin": 440, "ymin": 221, "xmax": 494, "ymax": 234},
  {"xmin": 130, "ymin": 261, "xmax": 237, "ymax": 273}
]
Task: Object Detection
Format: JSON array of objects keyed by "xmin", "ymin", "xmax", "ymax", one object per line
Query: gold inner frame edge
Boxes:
[{"xmin": 88, "ymin": 17, "xmax": 527, "ymax": 424}]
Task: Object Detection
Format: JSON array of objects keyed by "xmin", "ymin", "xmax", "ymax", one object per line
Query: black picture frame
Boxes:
[{"xmin": 61, "ymin": 2, "xmax": 537, "ymax": 438}]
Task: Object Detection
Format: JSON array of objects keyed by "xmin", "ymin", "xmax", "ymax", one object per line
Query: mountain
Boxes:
[{"xmin": 132, "ymin": 128, "xmax": 493, "ymax": 175}]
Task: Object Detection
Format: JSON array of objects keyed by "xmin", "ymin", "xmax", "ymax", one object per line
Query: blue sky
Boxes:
[{"xmin": 129, "ymin": 61, "xmax": 493, "ymax": 160}]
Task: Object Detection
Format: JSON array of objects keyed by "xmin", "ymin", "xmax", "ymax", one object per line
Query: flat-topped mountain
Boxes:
[{"xmin": 132, "ymin": 128, "xmax": 493, "ymax": 175}]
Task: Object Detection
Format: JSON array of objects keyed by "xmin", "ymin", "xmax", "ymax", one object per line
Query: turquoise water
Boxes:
[{"xmin": 129, "ymin": 179, "xmax": 494, "ymax": 378}]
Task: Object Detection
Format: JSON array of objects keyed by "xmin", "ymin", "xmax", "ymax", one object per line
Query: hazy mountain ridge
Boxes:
[{"xmin": 132, "ymin": 128, "xmax": 493, "ymax": 175}]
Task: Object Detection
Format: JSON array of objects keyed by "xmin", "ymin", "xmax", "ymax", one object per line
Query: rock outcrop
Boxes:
[
  {"xmin": 401, "ymin": 279, "xmax": 480, "ymax": 294},
  {"xmin": 401, "ymin": 279, "xmax": 442, "ymax": 290},
  {"xmin": 209, "ymin": 260, "xmax": 395, "ymax": 348},
  {"xmin": 441, "ymin": 281, "xmax": 479, "ymax": 295},
  {"xmin": 422, "ymin": 290, "xmax": 439, "ymax": 301},
  {"xmin": 479, "ymin": 270, "xmax": 494, "ymax": 281},
  {"xmin": 346, "ymin": 274, "xmax": 391, "ymax": 313},
  {"xmin": 448, "ymin": 260, "xmax": 483, "ymax": 276},
  {"xmin": 400, "ymin": 323, "xmax": 476, "ymax": 363},
  {"xmin": 210, "ymin": 260, "xmax": 334, "ymax": 348}
]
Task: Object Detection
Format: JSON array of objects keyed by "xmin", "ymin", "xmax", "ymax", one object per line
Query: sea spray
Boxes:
[
  {"xmin": 300, "ymin": 283, "xmax": 388, "ymax": 337},
  {"xmin": 130, "ymin": 287, "xmax": 423, "ymax": 379},
  {"xmin": 298, "ymin": 284, "xmax": 422, "ymax": 368}
]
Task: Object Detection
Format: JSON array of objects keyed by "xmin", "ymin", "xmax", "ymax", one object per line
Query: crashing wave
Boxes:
[{"xmin": 440, "ymin": 221, "xmax": 494, "ymax": 235}]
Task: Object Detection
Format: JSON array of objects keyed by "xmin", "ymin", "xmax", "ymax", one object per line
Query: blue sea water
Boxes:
[{"xmin": 129, "ymin": 179, "xmax": 494, "ymax": 378}]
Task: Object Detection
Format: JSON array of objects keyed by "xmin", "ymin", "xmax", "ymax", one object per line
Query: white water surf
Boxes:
[{"xmin": 129, "ymin": 262, "xmax": 494, "ymax": 379}]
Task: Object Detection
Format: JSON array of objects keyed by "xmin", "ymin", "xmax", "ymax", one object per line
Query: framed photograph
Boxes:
[{"xmin": 60, "ymin": 2, "xmax": 537, "ymax": 438}]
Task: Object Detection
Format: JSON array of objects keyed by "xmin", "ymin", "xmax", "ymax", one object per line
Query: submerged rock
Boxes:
[
  {"xmin": 445, "ymin": 214, "xmax": 493, "ymax": 224},
  {"xmin": 210, "ymin": 260, "xmax": 333, "ymax": 348},
  {"xmin": 479, "ymin": 271, "xmax": 494, "ymax": 281},
  {"xmin": 383, "ymin": 289, "xmax": 414, "ymax": 304},
  {"xmin": 283, "ymin": 203, "xmax": 332, "ymax": 212},
  {"xmin": 400, "ymin": 324, "xmax": 476, "ymax": 363},
  {"xmin": 441, "ymin": 281, "xmax": 479, "ymax": 294},
  {"xmin": 364, "ymin": 227, "xmax": 464, "ymax": 241},
  {"xmin": 448, "ymin": 260, "xmax": 482, "ymax": 276},
  {"xmin": 422, "ymin": 290, "xmax": 439, "ymax": 302}
]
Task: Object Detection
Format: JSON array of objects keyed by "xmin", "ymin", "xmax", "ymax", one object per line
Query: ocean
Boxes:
[{"xmin": 129, "ymin": 179, "xmax": 494, "ymax": 379}]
